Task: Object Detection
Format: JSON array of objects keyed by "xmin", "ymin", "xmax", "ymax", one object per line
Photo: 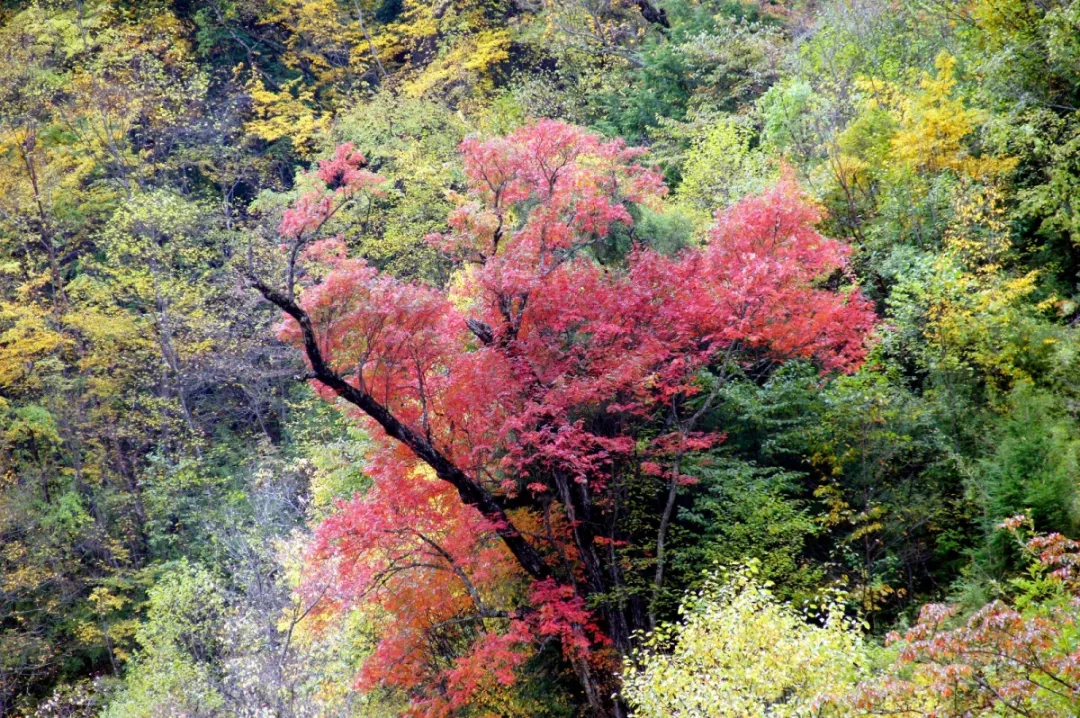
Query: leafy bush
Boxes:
[{"xmin": 623, "ymin": 564, "xmax": 873, "ymax": 718}]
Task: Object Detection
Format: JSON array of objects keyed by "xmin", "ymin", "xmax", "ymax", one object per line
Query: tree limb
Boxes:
[{"xmin": 247, "ymin": 274, "xmax": 552, "ymax": 582}]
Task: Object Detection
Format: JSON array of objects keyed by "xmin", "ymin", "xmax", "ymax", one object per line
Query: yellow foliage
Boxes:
[
  {"xmin": 890, "ymin": 52, "xmax": 1016, "ymax": 180},
  {"xmin": 942, "ymin": 183, "xmax": 1011, "ymax": 270},
  {"xmin": 624, "ymin": 564, "xmax": 873, "ymax": 717},
  {"xmin": 0, "ymin": 302, "xmax": 71, "ymax": 388},
  {"xmin": 262, "ymin": 0, "xmax": 368, "ymax": 86},
  {"xmin": 922, "ymin": 184, "xmax": 1054, "ymax": 393},
  {"xmin": 0, "ymin": 542, "xmax": 51, "ymax": 592},
  {"xmin": 402, "ymin": 28, "xmax": 511, "ymax": 98},
  {"xmin": 245, "ymin": 75, "xmax": 330, "ymax": 155}
]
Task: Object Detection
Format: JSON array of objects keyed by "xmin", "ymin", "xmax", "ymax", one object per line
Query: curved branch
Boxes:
[{"xmin": 248, "ymin": 274, "xmax": 552, "ymax": 582}]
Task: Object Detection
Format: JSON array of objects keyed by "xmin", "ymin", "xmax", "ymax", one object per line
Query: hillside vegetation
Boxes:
[{"xmin": 3, "ymin": 0, "xmax": 1080, "ymax": 715}]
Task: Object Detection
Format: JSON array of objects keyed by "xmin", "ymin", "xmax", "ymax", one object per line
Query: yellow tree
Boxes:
[{"xmin": 623, "ymin": 564, "xmax": 873, "ymax": 717}]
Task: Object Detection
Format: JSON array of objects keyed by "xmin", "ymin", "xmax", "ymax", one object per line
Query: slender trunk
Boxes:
[
  {"xmin": 649, "ymin": 455, "xmax": 682, "ymax": 629},
  {"xmin": 352, "ymin": 0, "xmax": 388, "ymax": 79},
  {"xmin": 553, "ymin": 470, "xmax": 632, "ymax": 652},
  {"xmin": 573, "ymin": 652, "xmax": 605, "ymax": 716},
  {"xmin": 112, "ymin": 435, "xmax": 149, "ymax": 564}
]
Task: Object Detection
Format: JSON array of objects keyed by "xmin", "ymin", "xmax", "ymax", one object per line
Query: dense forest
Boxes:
[{"xmin": 3, "ymin": 0, "xmax": 1080, "ymax": 715}]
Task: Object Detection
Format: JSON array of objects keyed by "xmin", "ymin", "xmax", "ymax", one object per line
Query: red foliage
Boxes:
[
  {"xmin": 311, "ymin": 471, "xmax": 528, "ymax": 716},
  {"xmin": 528, "ymin": 579, "xmax": 611, "ymax": 659},
  {"xmin": 852, "ymin": 518, "xmax": 1080, "ymax": 716},
  {"xmin": 278, "ymin": 142, "xmax": 384, "ymax": 239},
  {"xmin": 276, "ymin": 120, "xmax": 877, "ymax": 713}
]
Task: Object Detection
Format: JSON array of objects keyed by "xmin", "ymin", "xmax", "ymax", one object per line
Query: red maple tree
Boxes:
[{"xmin": 250, "ymin": 119, "xmax": 877, "ymax": 715}]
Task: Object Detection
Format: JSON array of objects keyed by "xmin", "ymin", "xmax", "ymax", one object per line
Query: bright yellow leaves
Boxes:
[
  {"xmin": 0, "ymin": 302, "xmax": 70, "ymax": 389},
  {"xmin": 890, "ymin": 52, "xmax": 1015, "ymax": 180},
  {"xmin": 401, "ymin": 28, "xmax": 511, "ymax": 98},
  {"xmin": 264, "ymin": 0, "xmax": 358, "ymax": 74},
  {"xmin": 81, "ymin": 586, "xmax": 139, "ymax": 662},
  {"xmin": 245, "ymin": 76, "xmax": 330, "ymax": 156},
  {"xmin": 380, "ymin": 0, "xmax": 513, "ymax": 100},
  {"xmin": 624, "ymin": 564, "xmax": 872, "ymax": 718},
  {"xmin": 243, "ymin": 0, "xmax": 516, "ymax": 152},
  {"xmin": 248, "ymin": 0, "xmax": 517, "ymax": 124},
  {"xmin": 826, "ymin": 51, "xmax": 1015, "ymax": 215}
]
